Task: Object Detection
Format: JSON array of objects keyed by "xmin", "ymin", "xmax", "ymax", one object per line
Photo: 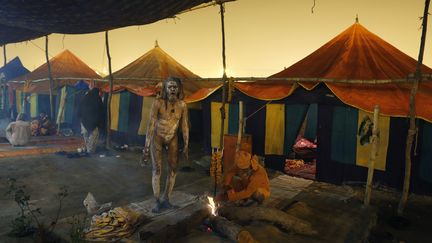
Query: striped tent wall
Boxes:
[
  {"xmin": 109, "ymin": 91, "xmax": 157, "ymax": 145},
  {"xmin": 110, "ymin": 91, "xmax": 130, "ymax": 133},
  {"xmin": 330, "ymin": 106, "xmax": 390, "ymax": 171},
  {"xmin": 27, "ymin": 93, "xmax": 51, "ymax": 119},
  {"xmin": 110, "ymin": 92, "xmax": 201, "ymax": 146}
]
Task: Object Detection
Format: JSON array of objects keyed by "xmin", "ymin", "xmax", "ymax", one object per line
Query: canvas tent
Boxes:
[
  {"xmin": 0, "ymin": 0, "xmax": 212, "ymax": 45},
  {"xmin": 0, "ymin": 57, "xmax": 29, "ymax": 117},
  {"xmin": 10, "ymin": 50, "xmax": 101, "ymax": 132},
  {"xmin": 105, "ymin": 43, "xmax": 218, "ymax": 145},
  {"xmin": 189, "ymin": 22, "xmax": 432, "ymax": 193}
]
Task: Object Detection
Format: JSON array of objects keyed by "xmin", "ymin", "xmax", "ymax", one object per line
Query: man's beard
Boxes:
[{"xmin": 168, "ymin": 93, "xmax": 177, "ymax": 102}]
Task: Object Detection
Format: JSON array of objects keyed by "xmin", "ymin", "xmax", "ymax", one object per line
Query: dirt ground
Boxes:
[{"xmin": 0, "ymin": 142, "xmax": 431, "ymax": 242}]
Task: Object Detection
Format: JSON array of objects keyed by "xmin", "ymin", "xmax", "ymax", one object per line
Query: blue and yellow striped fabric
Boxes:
[
  {"xmin": 110, "ymin": 91, "xmax": 130, "ymax": 132},
  {"xmin": 30, "ymin": 93, "xmax": 38, "ymax": 118},
  {"xmin": 138, "ymin": 96, "xmax": 155, "ymax": 135}
]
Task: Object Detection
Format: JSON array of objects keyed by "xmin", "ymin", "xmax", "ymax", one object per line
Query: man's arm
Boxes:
[
  {"xmin": 181, "ymin": 101, "xmax": 189, "ymax": 160},
  {"xmin": 141, "ymin": 100, "xmax": 159, "ymax": 166},
  {"xmin": 145, "ymin": 100, "xmax": 159, "ymax": 149}
]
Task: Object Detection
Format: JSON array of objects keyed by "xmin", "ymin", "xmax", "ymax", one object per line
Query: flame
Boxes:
[{"xmin": 207, "ymin": 196, "xmax": 217, "ymax": 216}]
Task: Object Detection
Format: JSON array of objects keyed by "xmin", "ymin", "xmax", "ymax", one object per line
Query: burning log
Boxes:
[
  {"xmin": 207, "ymin": 216, "xmax": 256, "ymax": 243},
  {"xmin": 218, "ymin": 206, "xmax": 317, "ymax": 236}
]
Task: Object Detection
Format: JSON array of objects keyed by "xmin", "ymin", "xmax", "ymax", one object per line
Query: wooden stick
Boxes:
[
  {"xmin": 398, "ymin": 0, "xmax": 430, "ymax": 216},
  {"xmin": 45, "ymin": 35, "xmax": 55, "ymax": 120},
  {"xmin": 208, "ymin": 215, "xmax": 255, "ymax": 243},
  {"xmin": 218, "ymin": 206, "xmax": 317, "ymax": 236},
  {"xmin": 364, "ymin": 105, "xmax": 380, "ymax": 206},
  {"xmin": 235, "ymin": 101, "xmax": 244, "ymax": 153},
  {"xmin": 105, "ymin": 31, "xmax": 114, "ymax": 149}
]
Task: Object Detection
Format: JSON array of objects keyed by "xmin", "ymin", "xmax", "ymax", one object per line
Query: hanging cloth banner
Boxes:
[
  {"xmin": 211, "ymin": 102, "xmax": 229, "ymax": 149},
  {"xmin": 138, "ymin": 96, "xmax": 155, "ymax": 135},
  {"xmin": 110, "ymin": 93, "xmax": 121, "ymax": 131},
  {"xmin": 355, "ymin": 110, "xmax": 390, "ymax": 171},
  {"xmin": 265, "ymin": 103, "xmax": 285, "ymax": 155},
  {"xmin": 30, "ymin": 93, "xmax": 38, "ymax": 118}
]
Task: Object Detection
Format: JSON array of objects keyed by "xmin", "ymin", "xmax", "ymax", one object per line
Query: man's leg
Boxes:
[
  {"xmin": 80, "ymin": 123, "xmax": 89, "ymax": 152},
  {"xmin": 162, "ymin": 135, "xmax": 179, "ymax": 208},
  {"xmin": 87, "ymin": 128, "xmax": 99, "ymax": 153},
  {"xmin": 151, "ymin": 136, "xmax": 163, "ymax": 213}
]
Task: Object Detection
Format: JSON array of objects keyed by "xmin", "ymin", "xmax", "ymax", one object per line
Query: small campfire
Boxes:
[
  {"xmin": 204, "ymin": 196, "xmax": 256, "ymax": 242},
  {"xmin": 207, "ymin": 196, "xmax": 217, "ymax": 216}
]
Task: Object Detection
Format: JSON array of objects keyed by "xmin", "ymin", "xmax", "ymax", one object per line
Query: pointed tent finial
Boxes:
[
  {"xmin": 155, "ymin": 40, "xmax": 159, "ymax": 47},
  {"xmin": 355, "ymin": 14, "xmax": 359, "ymax": 23}
]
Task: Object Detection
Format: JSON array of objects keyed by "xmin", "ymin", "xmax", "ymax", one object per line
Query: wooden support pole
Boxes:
[
  {"xmin": 45, "ymin": 36, "xmax": 55, "ymax": 120},
  {"xmin": 215, "ymin": 2, "xmax": 228, "ymax": 197},
  {"xmin": 218, "ymin": 2, "xmax": 228, "ymax": 150},
  {"xmin": 105, "ymin": 31, "xmax": 114, "ymax": 149},
  {"xmin": 398, "ymin": 0, "xmax": 430, "ymax": 216},
  {"xmin": 235, "ymin": 101, "xmax": 244, "ymax": 153},
  {"xmin": 2, "ymin": 45, "xmax": 6, "ymax": 115},
  {"xmin": 364, "ymin": 105, "xmax": 380, "ymax": 206}
]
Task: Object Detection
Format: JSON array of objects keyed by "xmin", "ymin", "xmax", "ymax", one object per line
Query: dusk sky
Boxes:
[{"xmin": 3, "ymin": 0, "xmax": 428, "ymax": 78}]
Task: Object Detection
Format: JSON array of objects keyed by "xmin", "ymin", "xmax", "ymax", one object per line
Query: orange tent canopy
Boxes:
[
  {"xmin": 102, "ymin": 42, "xmax": 219, "ymax": 97},
  {"xmin": 12, "ymin": 50, "xmax": 101, "ymax": 94},
  {"xmin": 211, "ymin": 22, "xmax": 432, "ymax": 121}
]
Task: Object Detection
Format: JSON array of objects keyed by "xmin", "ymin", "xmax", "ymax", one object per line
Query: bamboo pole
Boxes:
[
  {"xmin": 3, "ymin": 45, "xmax": 5, "ymax": 66},
  {"xmin": 398, "ymin": 0, "xmax": 430, "ymax": 216},
  {"xmin": 105, "ymin": 31, "xmax": 114, "ymax": 149},
  {"xmin": 235, "ymin": 101, "xmax": 244, "ymax": 153},
  {"xmin": 2, "ymin": 45, "xmax": 6, "ymax": 115},
  {"xmin": 364, "ymin": 105, "xmax": 380, "ymax": 206},
  {"xmin": 45, "ymin": 36, "xmax": 55, "ymax": 120},
  {"xmin": 218, "ymin": 2, "xmax": 228, "ymax": 149},
  {"xmin": 8, "ymin": 75, "xmax": 432, "ymax": 85}
]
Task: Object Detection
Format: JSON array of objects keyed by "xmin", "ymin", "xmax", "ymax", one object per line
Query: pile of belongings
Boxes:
[
  {"xmin": 85, "ymin": 206, "xmax": 145, "ymax": 242},
  {"xmin": 284, "ymin": 158, "xmax": 316, "ymax": 180},
  {"xmin": 293, "ymin": 137, "xmax": 317, "ymax": 149},
  {"xmin": 285, "ymin": 159, "xmax": 305, "ymax": 170},
  {"xmin": 293, "ymin": 136, "xmax": 317, "ymax": 159}
]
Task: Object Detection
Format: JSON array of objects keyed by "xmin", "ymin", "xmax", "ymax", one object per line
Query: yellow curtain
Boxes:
[
  {"xmin": 265, "ymin": 104, "xmax": 285, "ymax": 155},
  {"xmin": 30, "ymin": 93, "xmax": 38, "ymax": 118},
  {"xmin": 110, "ymin": 93, "xmax": 120, "ymax": 131},
  {"xmin": 56, "ymin": 87, "xmax": 67, "ymax": 123},
  {"xmin": 16, "ymin": 90, "xmax": 22, "ymax": 113},
  {"xmin": 211, "ymin": 102, "xmax": 229, "ymax": 148},
  {"xmin": 138, "ymin": 96, "xmax": 155, "ymax": 135},
  {"xmin": 356, "ymin": 110, "xmax": 390, "ymax": 171}
]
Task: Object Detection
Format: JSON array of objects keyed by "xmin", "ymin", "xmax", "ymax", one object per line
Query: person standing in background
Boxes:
[{"xmin": 77, "ymin": 88, "xmax": 105, "ymax": 153}]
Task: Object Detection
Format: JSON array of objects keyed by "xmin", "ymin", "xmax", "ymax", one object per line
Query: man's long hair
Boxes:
[{"xmin": 160, "ymin": 77, "xmax": 184, "ymax": 100}]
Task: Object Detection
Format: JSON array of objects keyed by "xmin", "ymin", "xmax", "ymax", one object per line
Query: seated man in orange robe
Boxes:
[{"xmin": 216, "ymin": 150, "xmax": 270, "ymax": 205}]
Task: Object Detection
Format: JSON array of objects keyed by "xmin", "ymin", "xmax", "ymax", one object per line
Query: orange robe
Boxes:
[{"xmin": 223, "ymin": 164, "xmax": 270, "ymax": 202}]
